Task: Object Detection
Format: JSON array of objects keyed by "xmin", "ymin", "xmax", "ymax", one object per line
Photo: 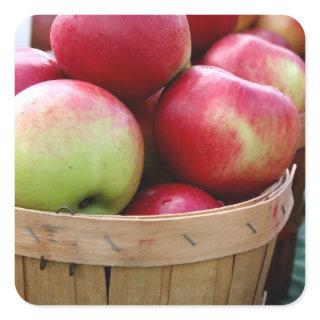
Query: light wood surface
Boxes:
[
  {"xmin": 23, "ymin": 257, "xmax": 76, "ymax": 304},
  {"xmin": 74, "ymin": 265, "xmax": 107, "ymax": 305},
  {"xmin": 15, "ymin": 255, "xmax": 25, "ymax": 300},
  {"xmin": 227, "ymin": 245, "xmax": 267, "ymax": 305},
  {"xmin": 168, "ymin": 259, "xmax": 218, "ymax": 305}
]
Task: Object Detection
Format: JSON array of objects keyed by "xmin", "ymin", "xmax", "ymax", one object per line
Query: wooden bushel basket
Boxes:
[
  {"xmin": 15, "ymin": 166, "xmax": 296, "ymax": 305},
  {"xmin": 266, "ymin": 113, "xmax": 305, "ymax": 304}
]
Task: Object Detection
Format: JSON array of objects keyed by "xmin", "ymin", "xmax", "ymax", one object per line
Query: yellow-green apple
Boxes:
[
  {"xmin": 124, "ymin": 183, "xmax": 223, "ymax": 216},
  {"xmin": 236, "ymin": 15, "xmax": 258, "ymax": 32},
  {"xmin": 202, "ymin": 34, "xmax": 305, "ymax": 112},
  {"xmin": 131, "ymin": 90, "xmax": 173, "ymax": 187},
  {"xmin": 187, "ymin": 15, "xmax": 238, "ymax": 57},
  {"xmin": 154, "ymin": 66, "xmax": 301, "ymax": 201},
  {"xmin": 256, "ymin": 15, "xmax": 305, "ymax": 57},
  {"xmin": 15, "ymin": 80, "xmax": 144, "ymax": 214},
  {"xmin": 243, "ymin": 28, "xmax": 290, "ymax": 49},
  {"xmin": 15, "ymin": 47, "xmax": 65, "ymax": 95},
  {"xmin": 50, "ymin": 15, "xmax": 191, "ymax": 104}
]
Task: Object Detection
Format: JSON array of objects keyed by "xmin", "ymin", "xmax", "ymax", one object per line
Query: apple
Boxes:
[
  {"xmin": 131, "ymin": 90, "xmax": 173, "ymax": 187},
  {"xmin": 124, "ymin": 183, "xmax": 223, "ymax": 216},
  {"xmin": 236, "ymin": 15, "xmax": 258, "ymax": 32},
  {"xmin": 15, "ymin": 47, "xmax": 65, "ymax": 95},
  {"xmin": 187, "ymin": 15, "xmax": 238, "ymax": 56},
  {"xmin": 154, "ymin": 66, "xmax": 301, "ymax": 201},
  {"xmin": 202, "ymin": 34, "xmax": 305, "ymax": 113},
  {"xmin": 15, "ymin": 79, "xmax": 144, "ymax": 214},
  {"xmin": 256, "ymin": 15, "xmax": 305, "ymax": 57},
  {"xmin": 50, "ymin": 15, "xmax": 191, "ymax": 103},
  {"xmin": 243, "ymin": 28, "xmax": 290, "ymax": 49}
]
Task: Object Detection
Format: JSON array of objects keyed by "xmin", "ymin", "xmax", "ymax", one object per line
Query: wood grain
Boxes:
[
  {"xmin": 15, "ymin": 255, "xmax": 25, "ymax": 300},
  {"xmin": 227, "ymin": 245, "xmax": 267, "ymax": 305},
  {"xmin": 212, "ymin": 255, "xmax": 234, "ymax": 304},
  {"xmin": 168, "ymin": 259, "xmax": 218, "ymax": 305},
  {"xmin": 23, "ymin": 257, "xmax": 76, "ymax": 304},
  {"xmin": 253, "ymin": 237, "xmax": 277, "ymax": 304},
  {"xmin": 74, "ymin": 265, "xmax": 107, "ymax": 305},
  {"xmin": 108, "ymin": 266, "xmax": 164, "ymax": 305}
]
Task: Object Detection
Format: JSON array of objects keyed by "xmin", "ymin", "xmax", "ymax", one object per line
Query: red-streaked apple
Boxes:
[
  {"xmin": 15, "ymin": 47, "xmax": 65, "ymax": 95},
  {"xmin": 187, "ymin": 15, "xmax": 238, "ymax": 56},
  {"xmin": 131, "ymin": 90, "xmax": 173, "ymax": 187},
  {"xmin": 124, "ymin": 183, "xmax": 223, "ymax": 216},
  {"xmin": 256, "ymin": 15, "xmax": 305, "ymax": 57},
  {"xmin": 202, "ymin": 34, "xmax": 305, "ymax": 112},
  {"xmin": 50, "ymin": 15, "xmax": 191, "ymax": 103},
  {"xmin": 236, "ymin": 15, "xmax": 258, "ymax": 32},
  {"xmin": 154, "ymin": 66, "xmax": 301, "ymax": 201},
  {"xmin": 243, "ymin": 28, "xmax": 290, "ymax": 49},
  {"xmin": 15, "ymin": 80, "xmax": 144, "ymax": 214}
]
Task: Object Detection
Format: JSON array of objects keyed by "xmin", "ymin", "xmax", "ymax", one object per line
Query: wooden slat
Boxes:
[
  {"xmin": 108, "ymin": 266, "xmax": 165, "ymax": 305},
  {"xmin": 24, "ymin": 257, "xmax": 76, "ymax": 304},
  {"xmin": 168, "ymin": 259, "xmax": 218, "ymax": 305},
  {"xmin": 228, "ymin": 245, "xmax": 267, "ymax": 305},
  {"xmin": 74, "ymin": 265, "xmax": 107, "ymax": 305},
  {"xmin": 159, "ymin": 266, "xmax": 172, "ymax": 305},
  {"xmin": 15, "ymin": 255, "xmax": 25, "ymax": 300},
  {"xmin": 253, "ymin": 237, "xmax": 277, "ymax": 304},
  {"xmin": 213, "ymin": 255, "xmax": 234, "ymax": 305}
]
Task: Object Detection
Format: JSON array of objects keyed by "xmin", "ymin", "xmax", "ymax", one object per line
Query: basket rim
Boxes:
[{"xmin": 15, "ymin": 166, "xmax": 296, "ymax": 267}]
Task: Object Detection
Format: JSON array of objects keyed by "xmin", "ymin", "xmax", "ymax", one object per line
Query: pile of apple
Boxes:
[{"xmin": 15, "ymin": 15, "xmax": 304, "ymax": 216}]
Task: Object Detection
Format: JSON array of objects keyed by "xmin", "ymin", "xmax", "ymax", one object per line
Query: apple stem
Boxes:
[{"xmin": 56, "ymin": 205, "xmax": 75, "ymax": 215}]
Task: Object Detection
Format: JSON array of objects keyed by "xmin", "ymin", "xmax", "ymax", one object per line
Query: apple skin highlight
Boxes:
[
  {"xmin": 15, "ymin": 80, "xmax": 144, "ymax": 215},
  {"xmin": 202, "ymin": 34, "xmax": 305, "ymax": 113},
  {"xmin": 50, "ymin": 15, "xmax": 191, "ymax": 104},
  {"xmin": 154, "ymin": 66, "xmax": 301, "ymax": 201},
  {"xmin": 124, "ymin": 183, "xmax": 223, "ymax": 216},
  {"xmin": 15, "ymin": 47, "xmax": 65, "ymax": 95}
]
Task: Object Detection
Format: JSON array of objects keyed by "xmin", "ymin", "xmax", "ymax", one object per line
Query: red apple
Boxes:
[
  {"xmin": 256, "ymin": 15, "xmax": 305, "ymax": 57},
  {"xmin": 131, "ymin": 90, "xmax": 173, "ymax": 187},
  {"xmin": 202, "ymin": 34, "xmax": 305, "ymax": 112},
  {"xmin": 243, "ymin": 28, "xmax": 290, "ymax": 49},
  {"xmin": 15, "ymin": 47, "xmax": 65, "ymax": 95},
  {"xmin": 154, "ymin": 66, "xmax": 300, "ymax": 201},
  {"xmin": 236, "ymin": 15, "xmax": 259, "ymax": 32},
  {"xmin": 187, "ymin": 15, "xmax": 238, "ymax": 56},
  {"xmin": 124, "ymin": 183, "xmax": 223, "ymax": 216},
  {"xmin": 50, "ymin": 15, "xmax": 191, "ymax": 103}
]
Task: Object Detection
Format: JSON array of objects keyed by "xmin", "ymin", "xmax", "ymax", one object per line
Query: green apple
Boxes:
[{"xmin": 15, "ymin": 79, "xmax": 144, "ymax": 215}]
